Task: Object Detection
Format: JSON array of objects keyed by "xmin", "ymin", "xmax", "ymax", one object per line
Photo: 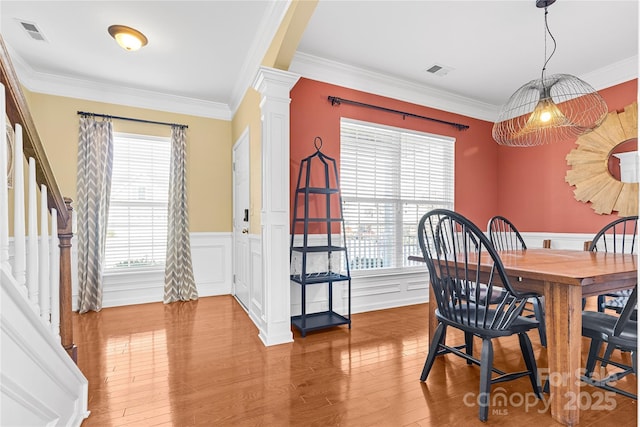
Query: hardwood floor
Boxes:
[{"xmin": 74, "ymin": 296, "xmax": 637, "ymax": 426}]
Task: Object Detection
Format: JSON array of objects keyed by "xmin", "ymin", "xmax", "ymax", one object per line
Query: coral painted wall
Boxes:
[
  {"xmin": 290, "ymin": 78, "xmax": 499, "ymax": 230},
  {"xmin": 290, "ymin": 78, "xmax": 638, "ymax": 234},
  {"xmin": 497, "ymin": 79, "xmax": 638, "ymax": 233}
]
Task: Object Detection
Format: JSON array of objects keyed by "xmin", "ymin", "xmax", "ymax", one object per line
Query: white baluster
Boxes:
[
  {"xmin": 39, "ymin": 185, "xmax": 50, "ymax": 324},
  {"xmin": 13, "ymin": 123, "xmax": 27, "ymax": 296},
  {"xmin": 0, "ymin": 83, "xmax": 9, "ymax": 270},
  {"xmin": 27, "ymin": 157, "xmax": 39, "ymax": 314},
  {"xmin": 50, "ymin": 208, "xmax": 60, "ymax": 339}
]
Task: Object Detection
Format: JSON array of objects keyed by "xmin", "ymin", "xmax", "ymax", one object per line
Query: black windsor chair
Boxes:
[
  {"xmin": 588, "ymin": 216, "xmax": 638, "ymax": 314},
  {"xmin": 418, "ymin": 209, "xmax": 542, "ymax": 422},
  {"xmin": 581, "ymin": 285, "xmax": 637, "ymax": 400},
  {"xmin": 487, "ymin": 215, "xmax": 547, "ymax": 347}
]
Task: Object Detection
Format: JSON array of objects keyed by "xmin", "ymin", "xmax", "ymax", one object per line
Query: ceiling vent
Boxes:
[
  {"xmin": 19, "ymin": 20, "xmax": 47, "ymax": 42},
  {"xmin": 426, "ymin": 64, "xmax": 453, "ymax": 77}
]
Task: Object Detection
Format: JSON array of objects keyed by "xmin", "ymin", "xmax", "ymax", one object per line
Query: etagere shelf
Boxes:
[{"xmin": 290, "ymin": 137, "xmax": 351, "ymax": 337}]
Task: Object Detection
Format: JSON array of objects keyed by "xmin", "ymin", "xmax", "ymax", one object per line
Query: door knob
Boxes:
[{"xmin": 242, "ymin": 228, "xmax": 249, "ymax": 234}]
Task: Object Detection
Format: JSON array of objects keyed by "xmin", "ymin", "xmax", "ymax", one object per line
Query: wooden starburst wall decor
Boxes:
[{"xmin": 565, "ymin": 102, "xmax": 638, "ymax": 216}]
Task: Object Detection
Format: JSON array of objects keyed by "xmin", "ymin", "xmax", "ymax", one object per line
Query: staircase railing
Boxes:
[{"xmin": 0, "ymin": 34, "xmax": 76, "ymax": 359}]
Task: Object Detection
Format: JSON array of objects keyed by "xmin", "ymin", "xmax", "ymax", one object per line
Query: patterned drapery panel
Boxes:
[
  {"xmin": 77, "ymin": 116, "xmax": 113, "ymax": 313},
  {"xmin": 164, "ymin": 125, "xmax": 198, "ymax": 303}
]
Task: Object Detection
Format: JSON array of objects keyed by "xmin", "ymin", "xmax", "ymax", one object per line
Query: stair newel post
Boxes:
[{"xmin": 58, "ymin": 197, "xmax": 76, "ymax": 361}]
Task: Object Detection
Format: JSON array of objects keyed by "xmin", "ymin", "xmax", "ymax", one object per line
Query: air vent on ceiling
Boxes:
[
  {"xmin": 426, "ymin": 63, "xmax": 453, "ymax": 77},
  {"xmin": 19, "ymin": 20, "xmax": 47, "ymax": 42}
]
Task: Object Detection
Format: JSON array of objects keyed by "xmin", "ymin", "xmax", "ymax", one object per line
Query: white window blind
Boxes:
[
  {"xmin": 340, "ymin": 119, "xmax": 455, "ymax": 271},
  {"xmin": 104, "ymin": 133, "xmax": 171, "ymax": 271}
]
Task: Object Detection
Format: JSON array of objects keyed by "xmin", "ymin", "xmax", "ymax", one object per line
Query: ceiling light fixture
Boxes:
[
  {"xmin": 492, "ymin": 0, "xmax": 608, "ymax": 147},
  {"xmin": 108, "ymin": 25, "xmax": 148, "ymax": 51}
]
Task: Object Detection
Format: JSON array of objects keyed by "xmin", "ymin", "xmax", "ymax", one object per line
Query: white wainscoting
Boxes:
[
  {"xmin": 520, "ymin": 232, "xmax": 595, "ymax": 250},
  {"xmin": 247, "ymin": 234, "xmax": 264, "ymax": 331},
  {"xmin": 71, "ymin": 232, "xmax": 233, "ymax": 310},
  {"xmin": 59, "ymin": 230, "xmax": 599, "ymax": 312},
  {"xmin": 287, "ymin": 232, "xmax": 599, "ymax": 316},
  {"xmin": 190, "ymin": 232, "xmax": 233, "ymax": 296},
  {"xmin": 288, "ymin": 234, "xmax": 430, "ymax": 316}
]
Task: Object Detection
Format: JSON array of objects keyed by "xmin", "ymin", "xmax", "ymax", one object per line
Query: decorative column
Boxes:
[{"xmin": 252, "ymin": 66, "xmax": 299, "ymax": 346}]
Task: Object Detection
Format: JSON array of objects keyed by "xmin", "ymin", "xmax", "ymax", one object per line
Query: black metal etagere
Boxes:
[{"xmin": 290, "ymin": 137, "xmax": 351, "ymax": 337}]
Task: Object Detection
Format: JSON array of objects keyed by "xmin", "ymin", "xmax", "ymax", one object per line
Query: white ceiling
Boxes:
[{"xmin": 1, "ymin": 0, "xmax": 638, "ymax": 122}]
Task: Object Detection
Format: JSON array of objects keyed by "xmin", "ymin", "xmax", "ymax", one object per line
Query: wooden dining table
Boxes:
[{"xmin": 410, "ymin": 248, "xmax": 637, "ymax": 426}]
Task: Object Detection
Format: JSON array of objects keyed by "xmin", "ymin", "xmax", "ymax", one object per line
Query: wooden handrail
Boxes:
[
  {"xmin": 0, "ymin": 36, "xmax": 70, "ymax": 229},
  {"xmin": 0, "ymin": 35, "xmax": 76, "ymax": 360}
]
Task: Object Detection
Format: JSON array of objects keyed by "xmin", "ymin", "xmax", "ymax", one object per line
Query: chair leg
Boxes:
[
  {"xmin": 597, "ymin": 295, "xmax": 605, "ymax": 312},
  {"xmin": 433, "ymin": 327, "xmax": 448, "ymax": 357},
  {"xmin": 600, "ymin": 343, "xmax": 616, "ymax": 368},
  {"xmin": 421, "ymin": 322, "xmax": 446, "ymax": 382},
  {"xmin": 532, "ymin": 297, "xmax": 547, "ymax": 347},
  {"xmin": 465, "ymin": 332, "xmax": 474, "ymax": 365},
  {"xmin": 518, "ymin": 332, "xmax": 542, "ymax": 399},
  {"xmin": 478, "ymin": 338, "xmax": 494, "ymax": 422},
  {"xmin": 585, "ymin": 338, "xmax": 603, "ymax": 378}
]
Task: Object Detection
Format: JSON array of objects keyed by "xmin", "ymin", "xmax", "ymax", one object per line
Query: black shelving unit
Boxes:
[{"xmin": 290, "ymin": 137, "xmax": 351, "ymax": 337}]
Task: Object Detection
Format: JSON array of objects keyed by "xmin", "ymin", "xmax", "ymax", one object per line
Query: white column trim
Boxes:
[{"xmin": 252, "ymin": 66, "xmax": 300, "ymax": 346}]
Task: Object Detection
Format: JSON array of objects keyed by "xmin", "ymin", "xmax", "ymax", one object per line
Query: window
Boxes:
[
  {"xmin": 340, "ymin": 119, "xmax": 455, "ymax": 272},
  {"xmin": 104, "ymin": 133, "xmax": 171, "ymax": 271}
]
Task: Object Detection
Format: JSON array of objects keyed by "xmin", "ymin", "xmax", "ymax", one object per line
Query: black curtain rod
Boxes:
[
  {"xmin": 327, "ymin": 96, "xmax": 469, "ymax": 131},
  {"xmin": 77, "ymin": 111, "xmax": 188, "ymax": 129}
]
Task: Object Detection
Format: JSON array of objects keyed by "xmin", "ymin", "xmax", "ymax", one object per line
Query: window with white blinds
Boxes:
[
  {"xmin": 104, "ymin": 133, "xmax": 170, "ymax": 271},
  {"xmin": 340, "ymin": 119, "xmax": 455, "ymax": 272}
]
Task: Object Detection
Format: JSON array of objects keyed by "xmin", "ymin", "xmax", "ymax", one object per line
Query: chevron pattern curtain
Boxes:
[
  {"xmin": 164, "ymin": 125, "xmax": 198, "ymax": 303},
  {"xmin": 77, "ymin": 116, "xmax": 113, "ymax": 313}
]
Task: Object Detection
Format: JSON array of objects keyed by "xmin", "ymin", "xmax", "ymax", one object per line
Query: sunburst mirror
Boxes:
[{"xmin": 565, "ymin": 102, "xmax": 638, "ymax": 217}]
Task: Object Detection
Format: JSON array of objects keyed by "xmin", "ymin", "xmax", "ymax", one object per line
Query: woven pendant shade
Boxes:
[{"xmin": 492, "ymin": 73, "xmax": 608, "ymax": 147}]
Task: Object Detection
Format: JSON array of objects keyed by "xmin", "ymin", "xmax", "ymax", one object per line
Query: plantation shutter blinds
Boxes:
[
  {"xmin": 104, "ymin": 133, "xmax": 171, "ymax": 270},
  {"xmin": 340, "ymin": 119, "xmax": 454, "ymax": 271}
]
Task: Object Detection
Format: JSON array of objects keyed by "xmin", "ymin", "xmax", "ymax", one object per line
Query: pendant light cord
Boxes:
[{"xmin": 541, "ymin": 6, "xmax": 558, "ymax": 82}]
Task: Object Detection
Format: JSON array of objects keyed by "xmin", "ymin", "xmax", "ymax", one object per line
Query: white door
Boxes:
[{"xmin": 233, "ymin": 130, "xmax": 251, "ymax": 310}]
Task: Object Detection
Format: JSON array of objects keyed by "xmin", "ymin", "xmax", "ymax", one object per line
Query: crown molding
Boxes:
[
  {"xmin": 5, "ymin": 20, "xmax": 635, "ymax": 125},
  {"xmin": 5, "ymin": 1, "xmax": 291, "ymax": 121},
  {"xmin": 7, "ymin": 46, "xmax": 232, "ymax": 120},
  {"xmin": 581, "ymin": 55, "xmax": 639, "ymax": 93},
  {"xmin": 290, "ymin": 52, "xmax": 639, "ymax": 123},
  {"xmin": 290, "ymin": 51, "xmax": 499, "ymax": 122}
]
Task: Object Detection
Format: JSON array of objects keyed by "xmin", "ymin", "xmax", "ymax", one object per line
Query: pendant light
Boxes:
[{"xmin": 492, "ymin": 0, "xmax": 608, "ymax": 147}]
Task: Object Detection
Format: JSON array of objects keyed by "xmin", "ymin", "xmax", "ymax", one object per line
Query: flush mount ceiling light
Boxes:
[
  {"xmin": 492, "ymin": 0, "xmax": 608, "ymax": 147},
  {"xmin": 108, "ymin": 25, "xmax": 147, "ymax": 51}
]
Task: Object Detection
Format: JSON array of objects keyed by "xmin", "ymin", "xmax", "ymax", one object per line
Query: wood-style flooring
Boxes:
[{"xmin": 74, "ymin": 296, "xmax": 637, "ymax": 426}]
